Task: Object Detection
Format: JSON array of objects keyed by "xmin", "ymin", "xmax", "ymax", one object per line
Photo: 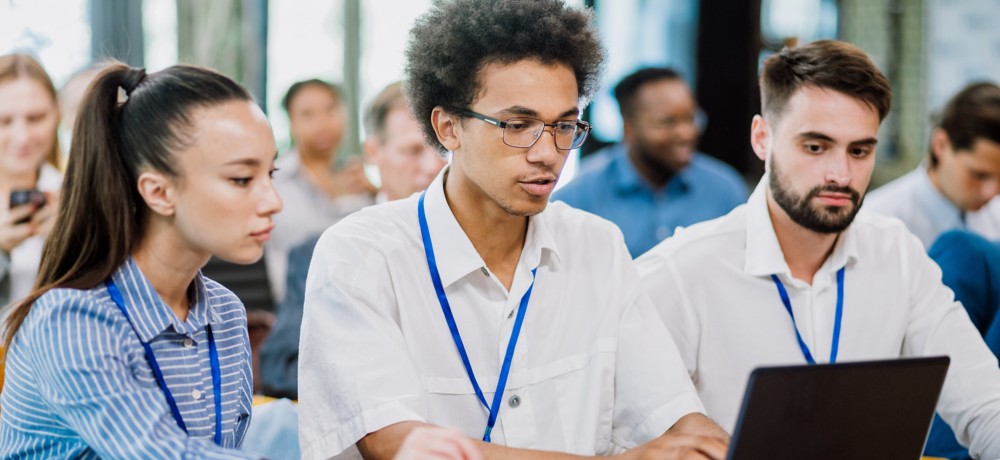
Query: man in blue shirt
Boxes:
[
  {"xmin": 554, "ymin": 67, "xmax": 747, "ymax": 257},
  {"xmin": 924, "ymin": 230, "xmax": 1000, "ymax": 460}
]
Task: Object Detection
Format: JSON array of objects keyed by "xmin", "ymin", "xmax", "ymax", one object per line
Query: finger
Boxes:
[
  {"xmin": 31, "ymin": 203, "xmax": 57, "ymax": 222},
  {"xmin": 693, "ymin": 436, "xmax": 729, "ymax": 460},
  {"xmin": 667, "ymin": 434, "xmax": 728, "ymax": 460},
  {"xmin": 4, "ymin": 204, "xmax": 36, "ymax": 225}
]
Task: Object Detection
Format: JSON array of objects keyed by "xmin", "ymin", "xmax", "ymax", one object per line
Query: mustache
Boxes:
[{"xmin": 806, "ymin": 184, "xmax": 861, "ymax": 204}]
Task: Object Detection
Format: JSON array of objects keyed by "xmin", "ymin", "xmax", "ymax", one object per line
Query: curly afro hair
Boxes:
[{"xmin": 404, "ymin": 0, "xmax": 605, "ymax": 152}]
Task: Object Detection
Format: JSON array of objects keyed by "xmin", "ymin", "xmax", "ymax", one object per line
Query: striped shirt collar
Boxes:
[{"xmin": 110, "ymin": 257, "xmax": 222, "ymax": 342}]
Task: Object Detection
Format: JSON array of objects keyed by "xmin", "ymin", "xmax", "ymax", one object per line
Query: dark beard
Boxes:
[{"xmin": 769, "ymin": 158, "xmax": 863, "ymax": 234}]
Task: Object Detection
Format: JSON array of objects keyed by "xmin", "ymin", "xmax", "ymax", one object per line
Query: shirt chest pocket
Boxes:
[{"xmin": 419, "ymin": 339, "xmax": 617, "ymax": 454}]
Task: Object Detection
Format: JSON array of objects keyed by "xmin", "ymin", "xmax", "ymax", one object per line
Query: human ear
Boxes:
[
  {"xmin": 362, "ymin": 137, "xmax": 380, "ymax": 165},
  {"xmin": 750, "ymin": 115, "xmax": 770, "ymax": 161},
  {"xmin": 136, "ymin": 171, "xmax": 176, "ymax": 217},
  {"xmin": 431, "ymin": 107, "xmax": 461, "ymax": 152},
  {"xmin": 930, "ymin": 128, "xmax": 953, "ymax": 162}
]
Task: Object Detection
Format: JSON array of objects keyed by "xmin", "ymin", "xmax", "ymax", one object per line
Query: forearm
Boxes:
[
  {"xmin": 665, "ymin": 413, "xmax": 729, "ymax": 440},
  {"xmin": 612, "ymin": 413, "xmax": 730, "ymax": 460},
  {"xmin": 357, "ymin": 421, "xmax": 589, "ymax": 460}
]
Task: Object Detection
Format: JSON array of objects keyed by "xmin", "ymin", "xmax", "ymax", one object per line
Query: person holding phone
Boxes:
[
  {"xmin": 0, "ymin": 53, "xmax": 62, "ymax": 313},
  {"xmin": 0, "ymin": 62, "xmax": 281, "ymax": 458}
]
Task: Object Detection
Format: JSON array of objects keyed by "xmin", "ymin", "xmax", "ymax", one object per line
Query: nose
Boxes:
[
  {"xmin": 258, "ymin": 179, "xmax": 284, "ymax": 216},
  {"xmin": 824, "ymin": 151, "xmax": 852, "ymax": 186},
  {"xmin": 525, "ymin": 127, "xmax": 562, "ymax": 166},
  {"xmin": 9, "ymin": 119, "xmax": 30, "ymax": 146}
]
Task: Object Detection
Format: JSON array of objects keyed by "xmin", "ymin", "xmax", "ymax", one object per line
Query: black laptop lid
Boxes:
[{"xmin": 727, "ymin": 356, "xmax": 950, "ymax": 460}]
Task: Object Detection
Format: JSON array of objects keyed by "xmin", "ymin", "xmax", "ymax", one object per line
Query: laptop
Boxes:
[{"xmin": 726, "ymin": 356, "xmax": 950, "ymax": 460}]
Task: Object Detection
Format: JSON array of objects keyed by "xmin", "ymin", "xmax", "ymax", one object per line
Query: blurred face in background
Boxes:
[
  {"xmin": 623, "ymin": 78, "xmax": 700, "ymax": 176},
  {"xmin": 929, "ymin": 129, "xmax": 1000, "ymax": 212},
  {"xmin": 0, "ymin": 77, "xmax": 59, "ymax": 181},
  {"xmin": 365, "ymin": 106, "xmax": 445, "ymax": 201},
  {"xmin": 288, "ymin": 84, "xmax": 345, "ymax": 157}
]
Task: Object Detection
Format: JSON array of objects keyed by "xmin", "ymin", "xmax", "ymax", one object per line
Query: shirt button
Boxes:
[
  {"xmin": 192, "ymin": 389, "xmax": 203, "ymax": 400},
  {"xmin": 508, "ymin": 395, "xmax": 521, "ymax": 408},
  {"xmin": 183, "ymin": 338, "xmax": 194, "ymax": 348},
  {"xmin": 480, "ymin": 267, "xmax": 490, "ymax": 277}
]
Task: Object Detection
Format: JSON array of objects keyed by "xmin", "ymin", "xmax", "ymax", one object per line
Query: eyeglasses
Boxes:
[{"xmin": 458, "ymin": 109, "xmax": 591, "ymax": 150}]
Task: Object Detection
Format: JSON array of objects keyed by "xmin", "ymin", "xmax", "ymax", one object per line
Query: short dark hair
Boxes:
[
  {"xmin": 613, "ymin": 67, "xmax": 683, "ymax": 118},
  {"xmin": 404, "ymin": 0, "xmax": 605, "ymax": 152},
  {"xmin": 930, "ymin": 82, "xmax": 1000, "ymax": 168},
  {"xmin": 364, "ymin": 81, "xmax": 408, "ymax": 141},
  {"xmin": 760, "ymin": 40, "xmax": 892, "ymax": 123},
  {"xmin": 281, "ymin": 78, "xmax": 342, "ymax": 114}
]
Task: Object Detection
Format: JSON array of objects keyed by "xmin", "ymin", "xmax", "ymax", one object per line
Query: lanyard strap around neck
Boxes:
[
  {"xmin": 105, "ymin": 280, "xmax": 223, "ymax": 446},
  {"xmin": 769, "ymin": 266, "xmax": 845, "ymax": 365},
  {"xmin": 418, "ymin": 191, "xmax": 535, "ymax": 442}
]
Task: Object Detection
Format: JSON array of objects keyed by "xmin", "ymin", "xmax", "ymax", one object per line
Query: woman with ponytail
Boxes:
[{"xmin": 0, "ymin": 62, "xmax": 282, "ymax": 459}]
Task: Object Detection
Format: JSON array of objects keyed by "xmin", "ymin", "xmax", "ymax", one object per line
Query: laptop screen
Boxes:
[{"xmin": 726, "ymin": 356, "xmax": 950, "ymax": 460}]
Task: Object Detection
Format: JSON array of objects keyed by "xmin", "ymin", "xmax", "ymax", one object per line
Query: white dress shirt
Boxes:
[
  {"xmin": 298, "ymin": 167, "xmax": 704, "ymax": 459},
  {"xmin": 865, "ymin": 166, "xmax": 1000, "ymax": 248},
  {"xmin": 637, "ymin": 178, "xmax": 1000, "ymax": 459}
]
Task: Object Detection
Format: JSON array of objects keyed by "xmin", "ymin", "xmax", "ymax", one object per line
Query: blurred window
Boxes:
[{"xmin": 0, "ymin": 0, "xmax": 90, "ymax": 85}]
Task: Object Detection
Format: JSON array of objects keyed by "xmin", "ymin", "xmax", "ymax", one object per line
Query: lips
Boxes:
[
  {"xmin": 815, "ymin": 193, "xmax": 855, "ymax": 207},
  {"xmin": 250, "ymin": 225, "xmax": 274, "ymax": 242},
  {"xmin": 519, "ymin": 176, "xmax": 558, "ymax": 196}
]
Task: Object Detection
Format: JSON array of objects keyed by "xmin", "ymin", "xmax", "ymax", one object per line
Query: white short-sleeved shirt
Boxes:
[
  {"xmin": 865, "ymin": 166, "xmax": 1000, "ymax": 248},
  {"xmin": 637, "ymin": 178, "xmax": 1000, "ymax": 459},
  {"xmin": 298, "ymin": 168, "xmax": 704, "ymax": 459}
]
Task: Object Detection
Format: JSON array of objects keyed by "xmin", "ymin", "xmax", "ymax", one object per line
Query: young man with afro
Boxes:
[{"xmin": 297, "ymin": 0, "xmax": 729, "ymax": 459}]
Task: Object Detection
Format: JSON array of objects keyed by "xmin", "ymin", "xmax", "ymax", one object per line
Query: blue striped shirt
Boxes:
[{"xmin": 0, "ymin": 257, "xmax": 260, "ymax": 459}]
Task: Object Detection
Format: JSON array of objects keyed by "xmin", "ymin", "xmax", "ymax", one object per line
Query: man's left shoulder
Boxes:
[{"xmin": 688, "ymin": 153, "xmax": 747, "ymax": 193}]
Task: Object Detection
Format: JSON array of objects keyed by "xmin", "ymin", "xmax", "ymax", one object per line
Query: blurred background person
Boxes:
[
  {"xmin": 56, "ymin": 62, "xmax": 104, "ymax": 167},
  {"xmin": 363, "ymin": 81, "xmax": 446, "ymax": 203},
  {"xmin": 1, "ymin": 62, "xmax": 279, "ymax": 459},
  {"xmin": 258, "ymin": 80, "xmax": 444, "ymax": 399},
  {"xmin": 554, "ymin": 67, "xmax": 747, "ymax": 258},
  {"xmin": 0, "ymin": 53, "xmax": 61, "ymax": 314},
  {"xmin": 866, "ymin": 82, "xmax": 1000, "ymax": 248},
  {"xmin": 924, "ymin": 229, "xmax": 1000, "ymax": 460},
  {"xmin": 266, "ymin": 79, "xmax": 376, "ymax": 303}
]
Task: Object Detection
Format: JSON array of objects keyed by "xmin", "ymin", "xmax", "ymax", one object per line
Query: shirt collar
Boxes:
[
  {"xmin": 744, "ymin": 177, "xmax": 859, "ymax": 280},
  {"xmin": 914, "ymin": 166, "xmax": 964, "ymax": 229},
  {"xmin": 611, "ymin": 143, "xmax": 692, "ymax": 194},
  {"xmin": 422, "ymin": 166, "xmax": 561, "ymax": 289},
  {"xmin": 110, "ymin": 257, "xmax": 219, "ymax": 342}
]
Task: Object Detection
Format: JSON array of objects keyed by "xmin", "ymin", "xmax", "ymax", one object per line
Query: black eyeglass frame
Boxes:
[{"xmin": 457, "ymin": 108, "xmax": 591, "ymax": 150}]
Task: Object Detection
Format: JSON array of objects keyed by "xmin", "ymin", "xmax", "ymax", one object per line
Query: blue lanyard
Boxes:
[
  {"xmin": 417, "ymin": 191, "xmax": 535, "ymax": 442},
  {"xmin": 769, "ymin": 267, "xmax": 845, "ymax": 365},
  {"xmin": 105, "ymin": 280, "xmax": 223, "ymax": 446}
]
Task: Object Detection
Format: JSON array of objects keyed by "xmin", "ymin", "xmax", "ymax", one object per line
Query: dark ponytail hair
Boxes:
[{"xmin": 3, "ymin": 62, "xmax": 251, "ymax": 347}]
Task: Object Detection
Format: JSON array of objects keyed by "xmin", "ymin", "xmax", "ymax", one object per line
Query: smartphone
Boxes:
[{"xmin": 9, "ymin": 189, "xmax": 47, "ymax": 225}]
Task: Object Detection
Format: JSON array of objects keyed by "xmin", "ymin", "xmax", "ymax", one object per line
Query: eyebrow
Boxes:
[
  {"xmin": 223, "ymin": 153, "xmax": 278, "ymax": 167},
  {"xmin": 797, "ymin": 131, "xmax": 878, "ymax": 146},
  {"xmin": 497, "ymin": 105, "xmax": 580, "ymax": 119}
]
